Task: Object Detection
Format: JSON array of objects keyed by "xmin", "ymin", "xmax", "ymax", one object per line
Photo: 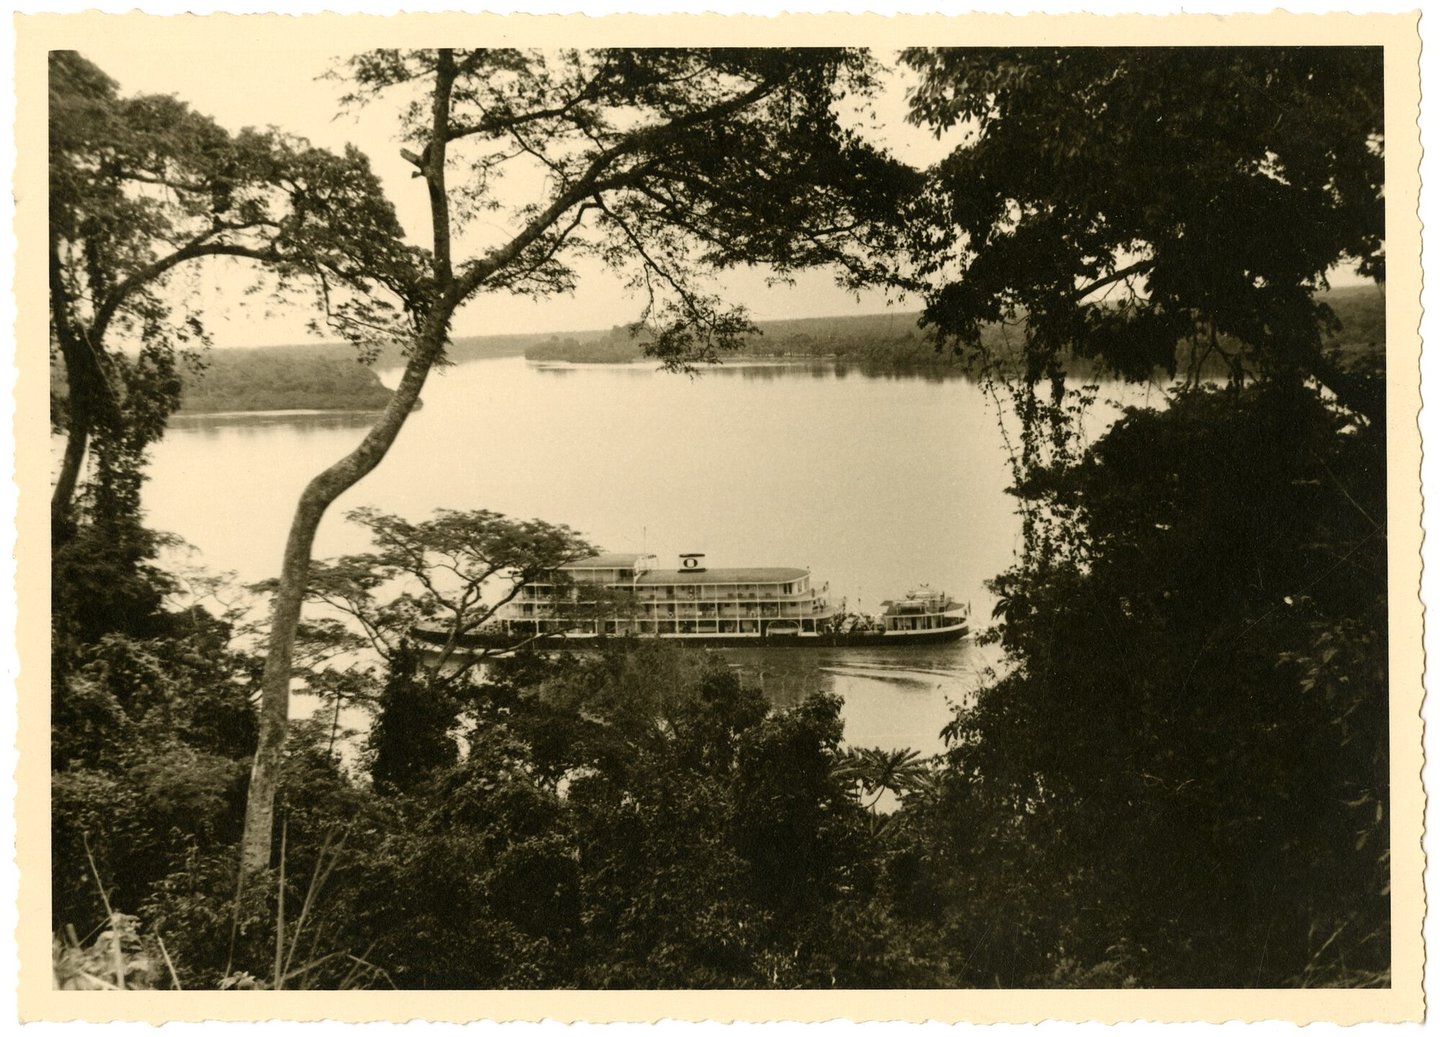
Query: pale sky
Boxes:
[
  {"xmin": 71, "ymin": 33, "xmax": 1376, "ymax": 348},
  {"xmin": 78, "ymin": 43, "xmax": 955, "ymax": 347}
]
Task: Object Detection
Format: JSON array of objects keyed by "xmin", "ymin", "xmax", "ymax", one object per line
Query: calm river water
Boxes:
[{"xmin": 147, "ymin": 356, "xmax": 1157, "ymax": 754}]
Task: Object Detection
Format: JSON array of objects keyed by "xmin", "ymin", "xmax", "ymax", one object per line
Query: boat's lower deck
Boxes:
[{"xmin": 412, "ymin": 622, "xmax": 968, "ymax": 652}]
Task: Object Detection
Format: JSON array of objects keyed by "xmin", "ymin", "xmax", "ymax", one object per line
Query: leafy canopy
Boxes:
[
  {"xmin": 286, "ymin": 506, "xmax": 595, "ymax": 682},
  {"xmin": 49, "ymin": 50, "xmax": 417, "ymax": 530},
  {"xmin": 341, "ymin": 48, "xmax": 918, "ymax": 366},
  {"xmin": 902, "ymin": 47, "xmax": 1384, "ymax": 410},
  {"xmin": 932, "ymin": 382, "xmax": 1388, "ymax": 986}
]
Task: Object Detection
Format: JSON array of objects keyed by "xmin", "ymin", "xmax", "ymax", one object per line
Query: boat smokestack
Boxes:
[{"xmin": 678, "ymin": 552, "xmax": 706, "ymax": 573}]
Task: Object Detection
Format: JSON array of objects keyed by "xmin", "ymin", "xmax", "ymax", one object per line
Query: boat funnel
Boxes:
[{"xmin": 678, "ymin": 553, "xmax": 707, "ymax": 573}]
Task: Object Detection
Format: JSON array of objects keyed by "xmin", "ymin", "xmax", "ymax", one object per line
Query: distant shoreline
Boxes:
[
  {"xmin": 520, "ymin": 284, "xmax": 1385, "ymax": 373},
  {"xmin": 161, "ymin": 284, "xmax": 1382, "ymax": 410},
  {"xmin": 170, "ymin": 406, "xmax": 391, "ymax": 420}
]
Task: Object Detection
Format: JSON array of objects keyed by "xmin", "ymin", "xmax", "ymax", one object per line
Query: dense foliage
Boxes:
[
  {"xmin": 53, "ymin": 600, "xmax": 949, "ymax": 988},
  {"xmin": 881, "ymin": 45, "xmax": 1392, "ymax": 987},
  {"xmin": 48, "ymin": 51, "xmax": 408, "ymax": 533},
  {"xmin": 901, "ymin": 46, "xmax": 1384, "ymax": 420},
  {"xmin": 901, "ymin": 383, "xmax": 1388, "ymax": 987},
  {"xmin": 176, "ymin": 346, "xmax": 395, "ymax": 413}
]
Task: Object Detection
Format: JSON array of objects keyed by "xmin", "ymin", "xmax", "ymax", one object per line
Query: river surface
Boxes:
[{"xmin": 148, "ymin": 356, "xmax": 1159, "ymax": 755}]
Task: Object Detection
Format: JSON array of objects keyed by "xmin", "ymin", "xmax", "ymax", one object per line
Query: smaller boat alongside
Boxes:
[{"xmin": 815, "ymin": 586, "xmax": 969, "ymax": 647}]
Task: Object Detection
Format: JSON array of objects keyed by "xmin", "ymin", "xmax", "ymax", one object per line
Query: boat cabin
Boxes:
[
  {"xmin": 509, "ymin": 552, "xmax": 835, "ymax": 638},
  {"xmin": 879, "ymin": 587, "xmax": 966, "ymax": 633}
]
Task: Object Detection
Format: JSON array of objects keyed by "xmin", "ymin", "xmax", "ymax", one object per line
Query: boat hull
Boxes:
[{"xmin": 412, "ymin": 623, "xmax": 968, "ymax": 652}]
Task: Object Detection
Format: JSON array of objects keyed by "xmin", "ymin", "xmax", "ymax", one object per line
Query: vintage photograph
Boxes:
[{"xmin": 21, "ymin": 10, "xmax": 1423, "ymax": 1021}]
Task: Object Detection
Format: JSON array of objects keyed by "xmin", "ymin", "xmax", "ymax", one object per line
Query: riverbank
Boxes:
[
  {"xmin": 165, "ymin": 284, "xmax": 1383, "ymax": 410},
  {"xmin": 520, "ymin": 285, "xmax": 1385, "ymax": 374}
]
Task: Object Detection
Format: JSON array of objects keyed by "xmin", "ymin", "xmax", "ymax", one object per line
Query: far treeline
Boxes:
[
  {"xmin": 174, "ymin": 331, "xmax": 579, "ymax": 412},
  {"xmin": 51, "ymin": 45, "xmax": 1394, "ymax": 993},
  {"xmin": 186, "ymin": 284, "xmax": 1384, "ymax": 414},
  {"xmin": 525, "ymin": 284, "xmax": 1386, "ymax": 373}
]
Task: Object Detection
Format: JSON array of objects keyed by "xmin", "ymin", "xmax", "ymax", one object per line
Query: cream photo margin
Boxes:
[{"xmin": 13, "ymin": 8, "xmax": 1425, "ymax": 1023}]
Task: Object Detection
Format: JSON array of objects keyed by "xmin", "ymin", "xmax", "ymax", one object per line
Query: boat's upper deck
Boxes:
[
  {"xmin": 635, "ymin": 566, "xmax": 808, "ymax": 587},
  {"xmin": 538, "ymin": 554, "xmax": 821, "ymax": 601}
]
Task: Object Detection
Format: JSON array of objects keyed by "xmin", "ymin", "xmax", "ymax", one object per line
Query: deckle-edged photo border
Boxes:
[{"xmin": 13, "ymin": 8, "xmax": 1424, "ymax": 1023}]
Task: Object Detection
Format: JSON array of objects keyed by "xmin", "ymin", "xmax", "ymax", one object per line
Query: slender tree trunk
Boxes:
[
  {"xmin": 51, "ymin": 422, "xmax": 88, "ymax": 536},
  {"xmin": 237, "ymin": 315, "xmax": 451, "ymax": 880},
  {"xmin": 49, "ymin": 242, "xmax": 103, "ymax": 534},
  {"xmin": 237, "ymin": 48, "xmax": 466, "ymax": 885},
  {"xmin": 237, "ymin": 45, "xmax": 633, "ymax": 879}
]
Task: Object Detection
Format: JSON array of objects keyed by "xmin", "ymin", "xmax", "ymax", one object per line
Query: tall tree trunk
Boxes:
[
  {"xmin": 51, "ymin": 422, "xmax": 87, "ymax": 536},
  {"xmin": 237, "ymin": 316, "xmax": 450, "ymax": 880},
  {"xmin": 49, "ymin": 242, "xmax": 103, "ymax": 534},
  {"xmin": 238, "ymin": 51, "xmax": 464, "ymax": 884}
]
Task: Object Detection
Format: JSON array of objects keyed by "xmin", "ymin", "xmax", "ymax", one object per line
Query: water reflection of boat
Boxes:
[{"xmin": 413, "ymin": 553, "xmax": 969, "ymax": 650}]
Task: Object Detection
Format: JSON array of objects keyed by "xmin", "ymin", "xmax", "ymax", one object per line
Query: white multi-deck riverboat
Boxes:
[{"xmin": 416, "ymin": 552, "xmax": 968, "ymax": 649}]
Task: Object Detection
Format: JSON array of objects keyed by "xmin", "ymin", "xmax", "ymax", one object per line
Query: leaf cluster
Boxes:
[
  {"xmin": 341, "ymin": 48, "xmax": 919, "ymax": 366},
  {"xmin": 49, "ymin": 50, "xmax": 420, "ymax": 542},
  {"xmin": 277, "ymin": 506, "xmax": 595, "ymax": 694},
  {"xmin": 51, "ymin": 51, "xmax": 418, "ymax": 355},
  {"xmin": 902, "ymin": 47, "xmax": 1384, "ymax": 418}
]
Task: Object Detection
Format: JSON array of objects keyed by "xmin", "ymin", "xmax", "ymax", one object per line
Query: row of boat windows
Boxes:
[
  {"xmin": 889, "ymin": 614, "xmax": 964, "ymax": 630},
  {"xmin": 522, "ymin": 583, "xmax": 813, "ymax": 600},
  {"xmin": 515, "ymin": 601, "xmax": 827, "ymax": 618},
  {"xmin": 518, "ymin": 619, "xmax": 821, "ymax": 635}
]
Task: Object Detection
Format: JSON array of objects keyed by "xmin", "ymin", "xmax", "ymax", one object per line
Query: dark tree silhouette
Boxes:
[
  {"xmin": 902, "ymin": 47, "xmax": 1384, "ymax": 422},
  {"xmin": 49, "ymin": 52, "xmax": 414, "ymax": 538}
]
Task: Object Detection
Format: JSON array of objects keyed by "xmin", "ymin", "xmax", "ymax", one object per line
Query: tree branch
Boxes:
[
  {"xmin": 454, "ymin": 73, "xmax": 783, "ymax": 301},
  {"xmin": 1069, "ymin": 259, "xmax": 1155, "ymax": 304},
  {"xmin": 91, "ymin": 235, "xmax": 281, "ymax": 344},
  {"xmin": 446, "ymin": 73, "xmax": 604, "ymax": 143}
]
